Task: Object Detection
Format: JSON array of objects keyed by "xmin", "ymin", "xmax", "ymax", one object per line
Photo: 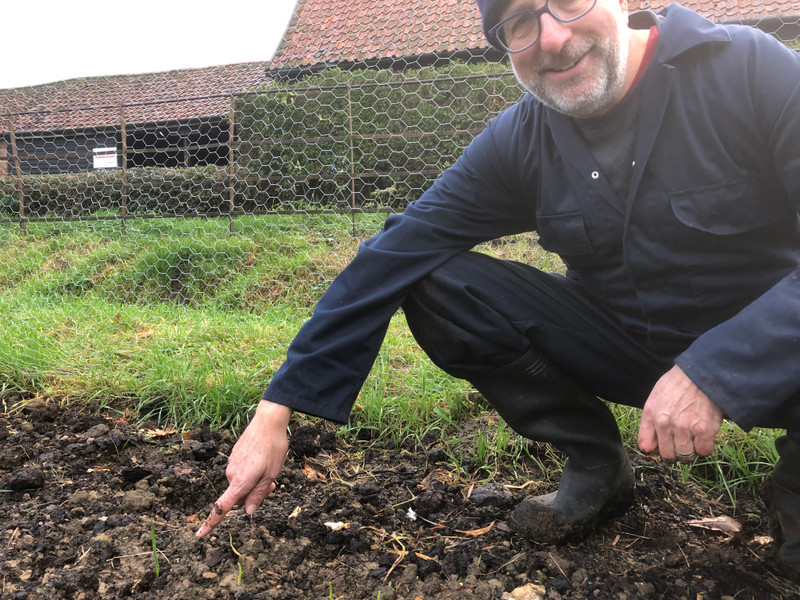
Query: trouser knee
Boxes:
[
  {"xmin": 402, "ymin": 275, "xmax": 485, "ymax": 380},
  {"xmin": 403, "ymin": 251, "xmax": 666, "ymax": 407},
  {"xmin": 403, "ymin": 255, "xmax": 528, "ymax": 379}
]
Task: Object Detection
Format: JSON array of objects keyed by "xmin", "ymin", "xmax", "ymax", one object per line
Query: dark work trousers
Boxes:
[
  {"xmin": 402, "ymin": 251, "xmax": 673, "ymax": 410},
  {"xmin": 402, "ymin": 251, "xmax": 800, "ymax": 440}
]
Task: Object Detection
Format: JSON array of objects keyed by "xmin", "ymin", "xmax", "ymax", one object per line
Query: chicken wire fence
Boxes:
[
  {"xmin": 1, "ymin": 14, "xmax": 799, "ymax": 412},
  {"xmin": 0, "ymin": 61, "xmax": 532, "ymax": 410},
  {"xmin": 0, "ymin": 63, "xmax": 522, "ymax": 303}
]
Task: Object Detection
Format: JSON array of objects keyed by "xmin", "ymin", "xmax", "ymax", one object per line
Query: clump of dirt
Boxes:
[{"xmin": 1, "ymin": 397, "xmax": 797, "ymax": 599}]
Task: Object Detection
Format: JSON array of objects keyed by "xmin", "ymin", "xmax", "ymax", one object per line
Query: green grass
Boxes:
[
  {"xmin": 0, "ymin": 214, "xmax": 372, "ymax": 425},
  {"xmin": 0, "ymin": 215, "xmax": 781, "ymax": 501},
  {"xmin": 150, "ymin": 523, "xmax": 161, "ymax": 578}
]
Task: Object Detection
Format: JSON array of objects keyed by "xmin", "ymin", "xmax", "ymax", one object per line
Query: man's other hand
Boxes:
[
  {"xmin": 638, "ymin": 365, "xmax": 723, "ymax": 462},
  {"xmin": 196, "ymin": 400, "xmax": 291, "ymax": 538}
]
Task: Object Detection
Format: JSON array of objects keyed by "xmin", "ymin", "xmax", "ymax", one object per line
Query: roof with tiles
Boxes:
[
  {"xmin": 269, "ymin": 0, "xmax": 487, "ymax": 71},
  {"xmin": 637, "ymin": 0, "xmax": 800, "ymax": 21},
  {"xmin": 3, "ymin": 1, "xmax": 798, "ymax": 135},
  {"xmin": 269, "ymin": 0, "xmax": 800, "ymax": 71},
  {"xmin": 1, "ymin": 62, "xmax": 272, "ymax": 134}
]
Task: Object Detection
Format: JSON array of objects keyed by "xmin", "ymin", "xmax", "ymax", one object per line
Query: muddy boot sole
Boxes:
[{"xmin": 508, "ymin": 464, "xmax": 635, "ymax": 545}]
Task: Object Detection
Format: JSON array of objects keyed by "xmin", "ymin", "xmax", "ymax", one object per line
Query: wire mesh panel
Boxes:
[
  {"xmin": 234, "ymin": 65, "xmax": 520, "ymax": 215},
  {"xmin": 1, "ymin": 7, "xmax": 798, "ymax": 427},
  {"xmin": 0, "ymin": 58, "xmax": 526, "ymax": 425}
]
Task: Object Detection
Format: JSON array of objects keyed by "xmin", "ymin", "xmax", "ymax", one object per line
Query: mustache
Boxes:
[{"xmin": 535, "ymin": 39, "xmax": 595, "ymax": 72}]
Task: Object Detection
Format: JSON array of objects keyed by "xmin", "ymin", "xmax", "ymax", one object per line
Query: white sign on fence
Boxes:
[{"xmin": 93, "ymin": 147, "xmax": 118, "ymax": 169}]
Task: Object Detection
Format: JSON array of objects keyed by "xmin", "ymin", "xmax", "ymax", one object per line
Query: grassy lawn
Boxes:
[{"xmin": 0, "ymin": 214, "xmax": 779, "ymax": 503}]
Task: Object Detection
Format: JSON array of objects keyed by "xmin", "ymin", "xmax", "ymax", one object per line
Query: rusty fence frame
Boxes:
[{"xmin": 1, "ymin": 72, "xmax": 514, "ymax": 236}]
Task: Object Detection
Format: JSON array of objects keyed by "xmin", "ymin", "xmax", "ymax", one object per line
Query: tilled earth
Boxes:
[{"xmin": 1, "ymin": 397, "xmax": 798, "ymax": 600}]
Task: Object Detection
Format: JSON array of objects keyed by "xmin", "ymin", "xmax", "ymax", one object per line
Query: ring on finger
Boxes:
[{"xmin": 675, "ymin": 448, "xmax": 696, "ymax": 458}]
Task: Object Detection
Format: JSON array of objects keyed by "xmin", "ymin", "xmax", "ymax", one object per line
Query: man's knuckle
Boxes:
[{"xmin": 654, "ymin": 413, "xmax": 672, "ymax": 428}]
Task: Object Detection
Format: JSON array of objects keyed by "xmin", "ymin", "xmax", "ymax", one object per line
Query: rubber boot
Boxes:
[
  {"xmin": 470, "ymin": 348, "xmax": 634, "ymax": 544},
  {"xmin": 772, "ymin": 435, "xmax": 800, "ymax": 576}
]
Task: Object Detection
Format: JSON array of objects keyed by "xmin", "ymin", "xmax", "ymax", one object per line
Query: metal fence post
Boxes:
[
  {"xmin": 228, "ymin": 96, "xmax": 237, "ymax": 236},
  {"xmin": 347, "ymin": 84, "xmax": 356, "ymax": 236},
  {"xmin": 120, "ymin": 107, "xmax": 128, "ymax": 234},
  {"xmin": 7, "ymin": 115, "xmax": 26, "ymax": 233}
]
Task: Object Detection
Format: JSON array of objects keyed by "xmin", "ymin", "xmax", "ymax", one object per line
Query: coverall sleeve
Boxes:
[
  {"xmin": 675, "ymin": 33, "xmax": 800, "ymax": 430},
  {"xmin": 263, "ymin": 115, "xmax": 539, "ymax": 423}
]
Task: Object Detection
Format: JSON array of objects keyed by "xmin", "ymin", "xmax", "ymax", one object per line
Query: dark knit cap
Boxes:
[{"xmin": 476, "ymin": 0, "xmax": 511, "ymax": 49}]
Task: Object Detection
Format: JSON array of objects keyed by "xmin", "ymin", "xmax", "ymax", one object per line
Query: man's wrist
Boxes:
[{"xmin": 256, "ymin": 399, "xmax": 292, "ymax": 426}]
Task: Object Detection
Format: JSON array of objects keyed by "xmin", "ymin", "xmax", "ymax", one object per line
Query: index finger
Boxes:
[{"xmin": 196, "ymin": 487, "xmax": 241, "ymax": 538}]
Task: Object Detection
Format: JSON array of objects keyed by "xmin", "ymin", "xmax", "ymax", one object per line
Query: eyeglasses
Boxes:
[{"xmin": 488, "ymin": 0, "xmax": 599, "ymax": 53}]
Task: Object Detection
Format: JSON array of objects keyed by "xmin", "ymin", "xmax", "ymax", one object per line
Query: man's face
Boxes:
[{"xmin": 503, "ymin": 0, "xmax": 631, "ymax": 118}]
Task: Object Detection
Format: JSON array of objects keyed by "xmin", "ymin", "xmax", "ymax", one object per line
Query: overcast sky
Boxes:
[{"xmin": 2, "ymin": 0, "xmax": 296, "ymax": 90}]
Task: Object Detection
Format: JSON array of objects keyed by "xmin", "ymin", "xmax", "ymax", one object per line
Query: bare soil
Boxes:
[{"xmin": 1, "ymin": 396, "xmax": 798, "ymax": 599}]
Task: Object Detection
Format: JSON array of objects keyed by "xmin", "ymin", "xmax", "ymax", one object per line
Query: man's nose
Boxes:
[{"xmin": 538, "ymin": 13, "xmax": 573, "ymax": 54}]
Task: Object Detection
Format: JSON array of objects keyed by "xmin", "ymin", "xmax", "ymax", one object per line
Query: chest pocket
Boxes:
[
  {"xmin": 669, "ymin": 177, "xmax": 787, "ymax": 235},
  {"xmin": 536, "ymin": 212, "xmax": 594, "ymax": 256}
]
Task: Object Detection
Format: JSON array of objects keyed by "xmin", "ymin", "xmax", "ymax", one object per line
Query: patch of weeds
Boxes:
[{"xmin": 673, "ymin": 424, "xmax": 778, "ymax": 507}]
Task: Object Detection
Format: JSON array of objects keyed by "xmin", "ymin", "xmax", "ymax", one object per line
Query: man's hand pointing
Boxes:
[{"xmin": 196, "ymin": 400, "xmax": 291, "ymax": 538}]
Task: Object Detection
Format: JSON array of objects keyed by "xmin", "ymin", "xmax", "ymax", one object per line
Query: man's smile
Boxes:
[{"xmin": 536, "ymin": 42, "xmax": 593, "ymax": 78}]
